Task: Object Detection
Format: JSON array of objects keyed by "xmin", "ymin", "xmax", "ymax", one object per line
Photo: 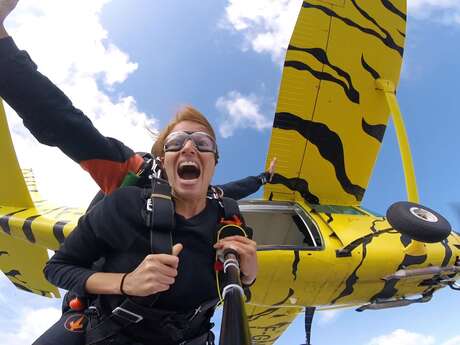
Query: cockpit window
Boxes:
[{"xmin": 239, "ymin": 201, "xmax": 323, "ymax": 250}]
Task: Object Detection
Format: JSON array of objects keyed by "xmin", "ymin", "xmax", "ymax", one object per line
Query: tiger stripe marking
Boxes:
[
  {"xmin": 286, "ymin": 45, "xmax": 360, "ymax": 103},
  {"xmin": 362, "ymin": 118, "xmax": 386, "ymax": 142},
  {"xmin": 303, "ymin": 2, "xmax": 403, "ymax": 56},
  {"xmin": 381, "ymin": 0, "xmax": 406, "ymax": 21},
  {"xmin": 264, "ymin": 0, "xmax": 406, "ymax": 206},
  {"xmin": 273, "ymin": 112, "xmax": 365, "ymax": 201},
  {"xmin": 371, "ymin": 254, "xmax": 428, "ymax": 300},
  {"xmin": 0, "ymin": 209, "xmax": 27, "ymax": 235},
  {"xmin": 271, "ymin": 173, "xmax": 320, "ymax": 204},
  {"xmin": 53, "ymin": 221, "xmax": 70, "ymax": 245}
]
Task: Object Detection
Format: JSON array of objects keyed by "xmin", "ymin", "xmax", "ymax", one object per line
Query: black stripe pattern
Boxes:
[
  {"xmin": 303, "ymin": 1, "xmax": 404, "ymax": 56},
  {"xmin": 362, "ymin": 118, "xmax": 386, "ymax": 142},
  {"xmin": 287, "ymin": 45, "xmax": 360, "ymax": 103},
  {"xmin": 274, "ymin": 112, "xmax": 365, "ymax": 201}
]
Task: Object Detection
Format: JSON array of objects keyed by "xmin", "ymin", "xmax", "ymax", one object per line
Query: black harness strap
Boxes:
[
  {"xmin": 87, "ymin": 177, "xmax": 175, "ymax": 344},
  {"xmin": 221, "ymin": 197, "xmax": 241, "ymax": 220},
  {"xmin": 145, "ymin": 178, "xmax": 174, "ymax": 255},
  {"xmin": 86, "ymin": 297, "xmax": 218, "ymax": 344}
]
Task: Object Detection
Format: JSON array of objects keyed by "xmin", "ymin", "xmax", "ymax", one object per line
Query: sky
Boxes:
[{"xmin": 1, "ymin": 0, "xmax": 460, "ymax": 344}]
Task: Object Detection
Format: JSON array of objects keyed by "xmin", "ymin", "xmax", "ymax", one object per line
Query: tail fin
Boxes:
[
  {"xmin": 0, "ymin": 99, "xmax": 33, "ymax": 207},
  {"xmin": 0, "ymin": 99, "xmax": 60, "ymax": 298}
]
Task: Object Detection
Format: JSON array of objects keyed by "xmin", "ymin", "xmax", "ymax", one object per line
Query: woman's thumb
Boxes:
[{"xmin": 172, "ymin": 243, "xmax": 183, "ymax": 256}]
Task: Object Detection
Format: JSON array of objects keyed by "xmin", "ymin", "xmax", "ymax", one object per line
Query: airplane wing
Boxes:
[
  {"xmin": 247, "ymin": 304, "xmax": 303, "ymax": 345},
  {"xmin": 0, "ymin": 99, "xmax": 60, "ymax": 297},
  {"xmin": 264, "ymin": 0, "xmax": 407, "ymax": 206}
]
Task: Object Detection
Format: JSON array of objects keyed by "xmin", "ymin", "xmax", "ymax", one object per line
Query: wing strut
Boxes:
[
  {"xmin": 301, "ymin": 307, "xmax": 315, "ymax": 345},
  {"xmin": 376, "ymin": 80, "xmax": 419, "ymax": 203}
]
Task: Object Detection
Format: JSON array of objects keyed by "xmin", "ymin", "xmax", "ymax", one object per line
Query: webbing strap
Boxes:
[
  {"xmin": 86, "ymin": 298, "xmax": 218, "ymax": 344},
  {"xmin": 146, "ymin": 178, "xmax": 174, "ymax": 255}
]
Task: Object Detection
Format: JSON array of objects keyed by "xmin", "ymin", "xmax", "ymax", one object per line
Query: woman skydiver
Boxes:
[{"xmin": 40, "ymin": 107, "xmax": 258, "ymax": 344}]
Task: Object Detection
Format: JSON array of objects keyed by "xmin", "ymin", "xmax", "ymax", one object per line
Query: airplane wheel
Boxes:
[{"xmin": 386, "ymin": 201, "xmax": 451, "ymax": 243}]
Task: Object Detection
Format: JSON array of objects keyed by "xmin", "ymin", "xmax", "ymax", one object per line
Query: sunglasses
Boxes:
[{"xmin": 163, "ymin": 131, "xmax": 218, "ymax": 154}]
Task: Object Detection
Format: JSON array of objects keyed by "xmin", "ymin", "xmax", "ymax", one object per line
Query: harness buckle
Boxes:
[
  {"xmin": 112, "ymin": 306, "xmax": 143, "ymax": 323},
  {"xmin": 146, "ymin": 198, "xmax": 153, "ymax": 212}
]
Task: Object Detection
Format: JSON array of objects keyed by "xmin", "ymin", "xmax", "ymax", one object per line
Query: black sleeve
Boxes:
[
  {"xmin": 0, "ymin": 36, "xmax": 142, "ymax": 193},
  {"xmin": 44, "ymin": 188, "xmax": 139, "ymax": 295},
  {"xmin": 216, "ymin": 174, "xmax": 266, "ymax": 200}
]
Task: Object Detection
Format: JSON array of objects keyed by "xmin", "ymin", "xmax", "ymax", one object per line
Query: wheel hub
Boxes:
[{"xmin": 409, "ymin": 207, "xmax": 438, "ymax": 223}]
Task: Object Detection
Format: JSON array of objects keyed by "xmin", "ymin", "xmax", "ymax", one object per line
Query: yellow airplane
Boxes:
[{"xmin": 1, "ymin": 1, "xmax": 459, "ymax": 345}]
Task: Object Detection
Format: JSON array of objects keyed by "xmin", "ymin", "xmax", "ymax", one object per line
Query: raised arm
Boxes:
[
  {"xmin": 0, "ymin": 1, "xmax": 143, "ymax": 193},
  {"xmin": 216, "ymin": 157, "xmax": 277, "ymax": 200}
]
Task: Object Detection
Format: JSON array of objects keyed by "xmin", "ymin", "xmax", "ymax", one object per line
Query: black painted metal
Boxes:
[{"xmin": 219, "ymin": 251, "xmax": 251, "ymax": 345}]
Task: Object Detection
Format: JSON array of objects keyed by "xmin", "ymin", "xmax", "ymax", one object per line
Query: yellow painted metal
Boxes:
[
  {"xmin": 0, "ymin": 100, "xmax": 81, "ymax": 297},
  {"xmin": 246, "ymin": 304, "xmax": 302, "ymax": 345},
  {"xmin": 249, "ymin": 203, "xmax": 460, "ymax": 309},
  {"xmin": 376, "ymin": 79, "xmax": 420, "ymax": 203},
  {"xmin": 0, "ymin": 99, "xmax": 33, "ymax": 207},
  {"xmin": 265, "ymin": 0, "xmax": 407, "ymax": 205},
  {"xmin": 403, "ymin": 240, "xmax": 427, "ymax": 256},
  {"xmin": 0, "ymin": 231, "xmax": 60, "ymax": 298}
]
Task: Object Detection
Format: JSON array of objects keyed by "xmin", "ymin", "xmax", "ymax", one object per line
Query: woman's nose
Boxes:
[{"xmin": 181, "ymin": 139, "xmax": 197, "ymax": 154}]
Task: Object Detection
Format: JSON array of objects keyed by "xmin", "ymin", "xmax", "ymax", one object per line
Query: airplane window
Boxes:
[
  {"xmin": 359, "ymin": 206, "xmax": 384, "ymax": 217},
  {"xmin": 312, "ymin": 204, "xmax": 365, "ymax": 215},
  {"xmin": 239, "ymin": 201, "xmax": 323, "ymax": 250}
]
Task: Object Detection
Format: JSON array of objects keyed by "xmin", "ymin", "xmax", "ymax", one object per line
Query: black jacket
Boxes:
[{"xmin": 45, "ymin": 186, "xmax": 224, "ymax": 343}]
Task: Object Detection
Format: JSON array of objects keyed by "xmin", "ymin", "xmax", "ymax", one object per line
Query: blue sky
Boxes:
[{"xmin": 1, "ymin": 0, "xmax": 460, "ymax": 344}]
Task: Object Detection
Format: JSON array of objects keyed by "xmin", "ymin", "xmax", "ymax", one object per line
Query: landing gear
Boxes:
[{"xmin": 386, "ymin": 201, "xmax": 451, "ymax": 243}]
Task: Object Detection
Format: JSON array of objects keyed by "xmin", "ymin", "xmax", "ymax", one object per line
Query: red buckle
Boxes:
[
  {"xmin": 219, "ymin": 215, "xmax": 242, "ymax": 227},
  {"xmin": 214, "ymin": 260, "xmax": 224, "ymax": 272}
]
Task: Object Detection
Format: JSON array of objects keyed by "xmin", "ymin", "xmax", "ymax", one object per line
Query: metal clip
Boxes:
[
  {"xmin": 189, "ymin": 305, "xmax": 202, "ymax": 321},
  {"xmin": 146, "ymin": 198, "xmax": 153, "ymax": 212}
]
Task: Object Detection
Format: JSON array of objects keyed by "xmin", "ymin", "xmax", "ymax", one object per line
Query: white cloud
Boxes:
[
  {"xmin": 367, "ymin": 329, "xmax": 435, "ymax": 345},
  {"xmin": 3, "ymin": 0, "xmax": 158, "ymax": 207},
  {"xmin": 221, "ymin": 0, "xmax": 460, "ymax": 64},
  {"xmin": 0, "ymin": 307, "xmax": 61, "ymax": 345},
  {"xmin": 408, "ymin": 0, "xmax": 460, "ymax": 25},
  {"xmin": 221, "ymin": 0, "xmax": 303, "ymax": 62},
  {"xmin": 317, "ymin": 309, "xmax": 342, "ymax": 325},
  {"xmin": 216, "ymin": 91, "xmax": 272, "ymax": 138},
  {"xmin": 443, "ymin": 336, "xmax": 460, "ymax": 345}
]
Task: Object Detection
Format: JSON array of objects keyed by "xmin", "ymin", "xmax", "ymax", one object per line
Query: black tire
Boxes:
[{"xmin": 386, "ymin": 201, "xmax": 451, "ymax": 243}]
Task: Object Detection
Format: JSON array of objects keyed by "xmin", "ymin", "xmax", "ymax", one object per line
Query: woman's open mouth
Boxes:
[{"xmin": 177, "ymin": 161, "xmax": 201, "ymax": 180}]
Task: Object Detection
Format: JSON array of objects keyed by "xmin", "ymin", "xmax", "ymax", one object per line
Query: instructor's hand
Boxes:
[
  {"xmin": 0, "ymin": 0, "xmax": 18, "ymax": 23},
  {"xmin": 123, "ymin": 243, "xmax": 183, "ymax": 297}
]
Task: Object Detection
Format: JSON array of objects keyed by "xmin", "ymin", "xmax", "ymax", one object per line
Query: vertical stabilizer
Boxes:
[{"xmin": 0, "ymin": 99, "xmax": 33, "ymax": 207}]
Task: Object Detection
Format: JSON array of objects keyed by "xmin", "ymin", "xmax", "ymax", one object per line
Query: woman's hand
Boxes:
[
  {"xmin": 0, "ymin": 0, "xmax": 18, "ymax": 23},
  {"xmin": 122, "ymin": 243, "xmax": 183, "ymax": 297},
  {"xmin": 214, "ymin": 236, "xmax": 258, "ymax": 285}
]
